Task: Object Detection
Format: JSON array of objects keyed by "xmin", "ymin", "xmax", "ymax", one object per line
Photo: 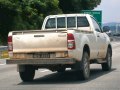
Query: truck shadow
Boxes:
[{"xmin": 18, "ymin": 68, "xmax": 116, "ymax": 85}]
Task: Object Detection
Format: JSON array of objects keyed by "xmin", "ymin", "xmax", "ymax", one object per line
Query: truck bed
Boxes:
[{"xmin": 12, "ymin": 30, "xmax": 68, "ymax": 53}]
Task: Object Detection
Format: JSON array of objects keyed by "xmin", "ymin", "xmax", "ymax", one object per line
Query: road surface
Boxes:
[{"xmin": 0, "ymin": 41, "xmax": 120, "ymax": 90}]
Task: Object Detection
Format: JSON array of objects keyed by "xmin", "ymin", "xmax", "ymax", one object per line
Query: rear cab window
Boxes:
[
  {"xmin": 67, "ymin": 17, "xmax": 76, "ymax": 28},
  {"xmin": 57, "ymin": 17, "xmax": 66, "ymax": 28},
  {"xmin": 45, "ymin": 18, "xmax": 56, "ymax": 29},
  {"xmin": 77, "ymin": 17, "xmax": 89, "ymax": 27},
  {"xmin": 45, "ymin": 15, "xmax": 90, "ymax": 30}
]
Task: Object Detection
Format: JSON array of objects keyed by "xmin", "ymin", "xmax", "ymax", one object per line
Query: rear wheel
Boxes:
[
  {"xmin": 101, "ymin": 48, "xmax": 112, "ymax": 71},
  {"xmin": 19, "ymin": 65, "xmax": 35, "ymax": 82},
  {"xmin": 79, "ymin": 52, "xmax": 90, "ymax": 80},
  {"xmin": 74, "ymin": 52, "xmax": 90, "ymax": 80}
]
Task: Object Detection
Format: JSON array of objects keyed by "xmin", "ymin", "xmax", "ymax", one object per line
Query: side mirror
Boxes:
[
  {"xmin": 103, "ymin": 26, "xmax": 112, "ymax": 37},
  {"xmin": 103, "ymin": 26, "xmax": 110, "ymax": 32}
]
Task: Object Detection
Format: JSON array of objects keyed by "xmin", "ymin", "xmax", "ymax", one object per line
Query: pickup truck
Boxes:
[{"xmin": 7, "ymin": 14, "xmax": 112, "ymax": 82}]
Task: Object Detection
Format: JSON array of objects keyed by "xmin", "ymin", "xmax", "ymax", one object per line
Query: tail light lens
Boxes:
[
  {"xmin": 8, "ymin": 36, "xmax": 13, "ymax": 51},
  {"xmin": 67, "ymin": 33, "xmax": 76, "ymax": 50}
]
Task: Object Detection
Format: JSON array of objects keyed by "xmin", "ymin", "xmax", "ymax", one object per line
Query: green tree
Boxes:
[
  {"xmin": 58, "ymin": 0, "xmax": 101, "ymax": 13},
  {"xmin": 0, "ymin": 0, "xmax": 61, "ymax": 45},
  {"xmin": 0, "ymin": 0, "xmax": 101, "ymax": 45},
  {"xmin": 0, "ymin": 0, "xmax": 18, "ymax": 44}
]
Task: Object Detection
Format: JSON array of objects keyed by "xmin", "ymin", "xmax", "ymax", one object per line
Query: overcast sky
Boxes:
[{"xmin": 95, "ymin": 0, "xmax": 120, "ymax": 23}]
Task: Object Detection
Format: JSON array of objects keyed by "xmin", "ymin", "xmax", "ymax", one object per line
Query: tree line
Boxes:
[{"xmin": 0, "ymin": 0, "xmax": 101, "ymax": 45}]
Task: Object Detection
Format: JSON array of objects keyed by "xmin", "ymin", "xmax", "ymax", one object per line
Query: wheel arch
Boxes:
[
  {"xmin": 83, "ymin": 44, "xmax": 90, "ymax": 57},
  {"xmin": 108, "ymin": 44, "xmax": 112, "ymax": 56}
]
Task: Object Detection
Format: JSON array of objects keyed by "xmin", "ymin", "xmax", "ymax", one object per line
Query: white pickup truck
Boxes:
[{"xmin": 7, "ymin": 14, "xmax": 112, "ymax": 82}]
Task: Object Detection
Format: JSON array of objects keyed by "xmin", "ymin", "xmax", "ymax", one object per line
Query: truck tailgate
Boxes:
[{"xmin": 12, "ymin": 30, "xmax": 67, "ymax": 53}]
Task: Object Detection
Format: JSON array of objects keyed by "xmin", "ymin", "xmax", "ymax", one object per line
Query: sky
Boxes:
[{"xmin": 95, "ymin": 0, "xmax": 120, "ymax": 23}]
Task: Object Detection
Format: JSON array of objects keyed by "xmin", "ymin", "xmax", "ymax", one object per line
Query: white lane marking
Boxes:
[
  {"xmin": 39, "ymin": 68, "xmax": 71, "ymax": 73},
  {"xmin": 39, "ymin": 69, "xmax": 50, "ymax": 72},
  {"xmin": 0, "ymin": 64, "xmax": 6, "ymax": 65}
]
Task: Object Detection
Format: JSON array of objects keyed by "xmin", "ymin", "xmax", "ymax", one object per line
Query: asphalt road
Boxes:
[{"xmin": 0, "ymin": 42, "xmax": 120, "ymax": 90}]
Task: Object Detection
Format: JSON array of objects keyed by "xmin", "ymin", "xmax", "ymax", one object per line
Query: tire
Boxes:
[
  {"xmin": 102, "ymin": 48, "xmax": 112, "ymax": 71},
  {"xmin": 19, "ymin": 65, "xmax": 35, "ymax": 82},
  {"xmin": 79, "ymin": 52, "xmax": 90, "ymax": 80}
]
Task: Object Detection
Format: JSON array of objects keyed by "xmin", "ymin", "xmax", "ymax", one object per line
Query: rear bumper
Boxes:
[{"xmin": 6, "ymin": 58, "xmax": 76, "ymax": 65}]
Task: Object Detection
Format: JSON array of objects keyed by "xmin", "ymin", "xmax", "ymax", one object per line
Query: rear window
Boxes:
[
  {"xmin": 45, "ymin": 16, "xmax": 89, "ymax": 29},
  {"xmin": 57, "ymin": 17, "xmax": 65, "ymax": 28},
  {"xmin": 45, "ymin": 18, "xmax": 56, "ymax": 29},
  {"xmin": 77, "ymin": 17, "xmax": 89, "ymax": 27},
  {"xmin": 67, "ymin": 17, "xmax": 76, "ymax": 28}
]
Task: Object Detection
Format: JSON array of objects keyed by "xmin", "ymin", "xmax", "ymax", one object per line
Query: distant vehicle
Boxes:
[
  {"xmin": 103, "ymin": 26, "xmax": 111, "ymax": 36},
  {"xmin": 113, "ymin": 33, "xmax": 120, "ymax": 36},
  {"xmin": 7, "ymin": 14, "xmax": 112, "ymax": 82}
]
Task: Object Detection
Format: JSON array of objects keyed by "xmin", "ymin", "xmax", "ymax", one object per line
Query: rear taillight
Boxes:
[
  {"xmin": 8, "ymin": 36, "xmax": 13, "ymax": 51},
  {"xmin": 67, "ymin": 33, "xmax": 76, "ymax": 50}
]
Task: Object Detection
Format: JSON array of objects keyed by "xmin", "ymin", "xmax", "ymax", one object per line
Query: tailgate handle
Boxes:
[{"xmin": 34, "ymin": 35, "xmax": 44, "ymax": 37}]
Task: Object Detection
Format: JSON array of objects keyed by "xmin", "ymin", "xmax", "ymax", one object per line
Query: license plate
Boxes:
[{"xmin": 33, "ymin": 53, "xmax": 50, "ymax": 58}]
